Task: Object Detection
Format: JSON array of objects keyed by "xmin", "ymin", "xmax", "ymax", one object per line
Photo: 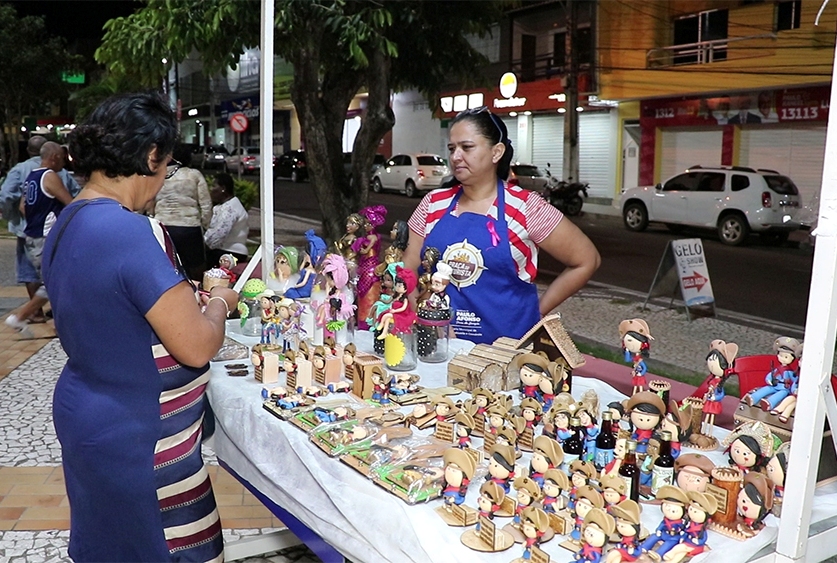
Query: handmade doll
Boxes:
[
  {"xmin": 486, "ymin": 444, "xmax": 516, "ymax": 493},
  {"xmin": 342, "ymin": 343, "xmax": 356, "ymax": 381},
  {"xmin": 333, "ymin": 213, "xmax": 364, "ymax": 262},
  {"xmin": 743, "ymin": 336, "xmax": 802, "ymax": 411},
  {"xmin": 568, "ymin": 460, "xmax": 596, "ymax": 511},
  {"xmin": 455, "ymin": 411, "xmax": 475, "ymax": 449},
  {"xmin": 516, "ymin": 354, "xmax": 551, "ymax": 401},
  {"xmin": 519, "ymin": 398, "xmax": 543, "ymax": 430},
  {"xmin": 605, "ymin": 500, "xmax": 642, "ymax": 563},
  {"xmin": 497, "ymin": 425, "xmax": 521, "ymax": 455},
  {"xmin": 486, "ymin": 404, "xmax": 508, "ymax": 436},
  {"xmin": 375, "ymin": 220, "xmax": 409, "ymax": 278},
  {"xmin": 442, "ymin": 448, "xmax": 476, "ymax": 507},
  {"xmin": 599, "ymin": 474, "xmax": 627, "ymax": 513},
  {"xmin": 766, "ymin": 442, "xmax": 790, "ymax": 500},
  {"xmin": 674, "ymin": 453, "xmax": 715, "ymax": 494},
  {"xmin": 286, "ymin": 230, "xmax": 326, "ymax": 300},
  {"xmin": 433, "ymin": 396, "xmax": 457, "ymax": 422},
  {"xmin": 701, "ymin": 339, "xmax": 739, "ymax": 435},
  {"xmin": 538, "ymin": 469, "xmax": 566, "ymax": 514},
  {"xmin": 520, "ymin": 506, "xmax": 550, "ymax": 560},
  {"xmin": 663, "ymin": 491, "xmax": 718, "ymax": 563},
  {"xmin": 544, "ymin": 394, "xmax": 575, "ymax": 444},
  {"xmin": 370, "ymin": 367, "xmax": 393, "ymax": 405},
  {"xmin": 418, "ymin": 261, "xmax": 452, "ymax": 311},
  {"xmin": 576, "ymin": 390, "xmax": 600, "ymax": 463},
  {"xmin": 375, "ymin": 266, "xmax": 418, "ymax": 339},
  {"xmin": 539, "ymin": 365, "xmax": 562, "ymax": 410},
  {"xmin": 217, "ymin": 253, "xmax": 238, "ymax": 283},
  {"xmin": 607, "ymin": 401, "xmax": 627, "ymax": 434},
  {"xmin": 313, "ymin": 253, "xmax": 356, "ymax": 339},
  {"xmin": 574, "ymin": 508, "xmax": 614, "ymax": 563},
  {"xmin": 600, "ymin": 436, "xmax": 627, "ymax": 478},
  {"xmin": 471, "ymin": 388, "xmax": 494, "ymax": 419},
  {"xmin": 618, "ymin": 318, "xmax": 653, "ymax": 394},
  {"xmin": 721, "ymin": 421, "xmax": 774, "ymax": 474},
  {"xmin": 276, "ymin": 298, "xmax": 302, "ymax": 351},
  {"xmin": 416, "ymin": 262, "xmax": 453, "ymax": 358},
  {"xmin": 659, "ymin": 399, "xmax": 692, "ymax": 460},
  {"xmin": 529, "ymin": 435, "xmax": 563, "ymax": 488},
  {"xmin": 512, "ymin": 476, "xmax": 542, "ymax": 526},
  {"xmin": 417, "ymin": 246, "xmax": 441, "ymax": 297},
  {"xmin": 390, "ymin": 372, "xmax": 420, "ymax": 397},
  {"xmin": 475, "ymin": 481, "xmax": 505, "ymax": 532},
  {"xmin": 313, "ymin": 405, "xmax": 355, "ymax": 424},
  {"xmin": 570, "ymin": 485, "xmax": 605, "ymax": 542},
  {"xmin": 640, "ymin": 485, "xmax": 688, "ymax": 558},
  {"xmin": 258, "ymin": 290, "xmax": 278, "ymax": 344},
  {"xmin": 626, "ymin": 391, "xmax": 665, "ymax": 455},
  {"xmin": 353, "ymin": 205, "xmax": 386, "ymax": 329},
  {"xmin": 736, "ymin": 472, "xmax": 774, "ymax": 537}
]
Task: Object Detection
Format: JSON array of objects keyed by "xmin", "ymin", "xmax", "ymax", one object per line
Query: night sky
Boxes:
[{"xmin": 6, "ymin": 0, "xmax": 140, "ymax": 60}]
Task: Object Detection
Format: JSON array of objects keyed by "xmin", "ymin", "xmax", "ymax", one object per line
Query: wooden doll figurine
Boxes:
[
  {"xmin": 743, "ymin": 336, "xmax": 802, "ymax": 411},
  {"xmin": 721, "ymin": 421, "xmax": 774, "ymax": 474},
  {"xmin": 598, "ymin": 474, "xmax": 627, "ymax": 512},
  {"xmin": 568, "ymin": 460, "xmax": 596, "ymax": 512},
  {"xmin": 486, "ymin": 444, "xmax": 516, "ymax": 493},
  {"xmin": 516, "ymin": 353, "xmax": 551, "ymax": 401},
  {"xmin": 618, "ymin": 318, "xmax": 653, "ymax": 394},
  {"xmin": 574, "ymin": 508, "xmax": 615, "ymax": 563},
  {"xmin": 605, "ymin": 500, "xmax": 642, "ymax": 563},
  {"xmin": 663, "ymin": 491, "xmax": 718, "ymax": 563},
  {"xmin": 442, "ymin": 448, "xmax": 476, "ymax": 507},
  {"xmin": 626, "ymin": 391, "xmax": 666, "ymax": 455},
  {"xmin": 674, "ymin": 453, "xmax": 715, "ymax": 494},
  {"xmin": 486, "ymin": 404, "xmax": 508, "ymax": 436},
  {"xmin": 519, "ymin": 397, "xmax": 543, "ymax": 431},
  {"xmin": 375, "ymin": 267, "xmax": 418, "ymax": 339},
  {"xmin": 702, "ymin": 339, "xmax": 739, "ymax": 436},
  {"xmin": 570, "ymin": 486, "xmax": 605, "ymax": 542},
  {"xmin": 455, "ymin": 411, "xmax": 475, "ymax": 449},
  {"xmin": 576, "ymin": 390, "xmax": 600, "ymax": 463},
  {"xmin": 640, "ymin": 485, "xmax": 689, "ymax": 558},
  {"xmin": 512, "ymin": 476, "xmax": 542, "ymax": 525},
  {"xmin": 736, "ymin": 472, "xmax": 774, "ymax": 538},
  {"xmin": 520, "ymin": 506, "xmax": 550, "ymax": 560},
  {"xmin": 475, "ymin": 481, "xmax": 505, "ymax": 532},
  {"xmin": 766, "ymin": 442, "xmax": 790, "ymax": 500},
  {"xmin": 541, "ymin": 469, "xmax": 569, "ymax": 513},
  {"xmin": 529, "ymin": 435, "xmax": 563, "ymax": 488}
]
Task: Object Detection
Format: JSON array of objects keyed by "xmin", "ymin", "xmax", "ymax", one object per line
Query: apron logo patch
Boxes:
[{"xmin": 443, "ymin": 239, "xmax": 486, "ymax": 288}]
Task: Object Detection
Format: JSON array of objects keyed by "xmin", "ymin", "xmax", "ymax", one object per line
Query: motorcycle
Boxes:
[{"xmin": 542, "ymin": 163, "xmax": 588, "ymax": 216}]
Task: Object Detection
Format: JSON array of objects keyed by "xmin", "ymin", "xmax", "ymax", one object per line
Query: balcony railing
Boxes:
[
  {"xmin": 509, "ymin": 53, "xmax": 592, "ymax": 82},
  {"xmin": 646, "ymin": 34, "xmax": 776, "ymax": 67}
]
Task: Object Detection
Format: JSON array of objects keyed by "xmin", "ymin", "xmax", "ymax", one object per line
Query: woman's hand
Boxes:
[{"xmin": 209, "ymin": 286, "xmax": 239, "ymax": 314}]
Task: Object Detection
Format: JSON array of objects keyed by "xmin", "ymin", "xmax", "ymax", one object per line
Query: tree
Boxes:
[
  {"xmin": 0, "ymin": 5, "xmax": 81, "ymax": 168},
  {"xmin": 96, "ymin": 0, "xmax": 504, "ymax": 240}
]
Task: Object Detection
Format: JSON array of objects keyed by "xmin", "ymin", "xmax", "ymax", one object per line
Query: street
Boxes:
[{"xmin": 262, "ymin": 176, "xmax": 813, "ymax": 328}]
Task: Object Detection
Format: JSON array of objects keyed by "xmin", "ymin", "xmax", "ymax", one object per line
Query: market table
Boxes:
[{"xmin": 207, "ymin": 327, "xmax": 837, "ymax": 563}]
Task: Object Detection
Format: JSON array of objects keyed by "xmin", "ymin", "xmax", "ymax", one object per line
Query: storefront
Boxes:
[
  {"xmin": 220, "ymin": 95, "xmax": 292, "ymax": 155},
  {"xmin": 640, "ymin": 85, "xmax": 830, "ymax": 208}
]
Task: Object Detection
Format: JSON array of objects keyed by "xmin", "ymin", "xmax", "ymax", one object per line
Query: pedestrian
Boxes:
[
  {"xmin": 204, "ymin": 171, "xmax": 249, "ymax": 267},
  {"xmin": 148, "ymin": 143, "xmax": 213, "ymax": 280},
  {"xmin": 42, "ymin": 91, "xmax": 238, "ymax": 562},
  {"xmin": 403, "ymin": 106, "xmax": 600, "ymax": 343},
  {"xmin": 4, "ymin": 142, "xmax": 74, "ymax": 337},
  {"xmin": 0, "ymin": 135, "xmax": 80, "ymax": 328}
]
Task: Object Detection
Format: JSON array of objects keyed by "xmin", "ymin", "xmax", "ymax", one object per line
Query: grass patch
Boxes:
[
  {"xmin": 0, "ymin": 217, "xmax": 8, "ymax": 233},
  {"xmin": 609, "ymin": 298, "xmax": 632, "ymax": 305}
]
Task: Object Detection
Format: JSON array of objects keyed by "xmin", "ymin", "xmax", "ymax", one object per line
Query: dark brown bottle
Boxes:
[
  {"xmin": 594, "ymin": 411, "xmax": 616, "ymax": 470},
  {"xmin": 651, "ymin": 430, "xmax": 675, "ymax": 495},
  {"xmin": 619, "ymin": 439, "xmax": 640, "ymax": 503},
  {"xmin": 561, "ymin": 416, "xmax": 584, "ymax": 472}
]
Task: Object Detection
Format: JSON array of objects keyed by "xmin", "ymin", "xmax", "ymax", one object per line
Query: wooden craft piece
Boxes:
[
  {"xmin": 258, "ymin": 351, "xmax": 281, "ymax": 384},
  {"xmin": 460, "ymin": 517, "xmax": 514, "ymax": 552},
  {"xmin": 514, "ymin": 314, "xmax": 586, "ymax": 392},
  {"xmin": 504, "ymin": 523, "xmax": 555, "ymax": 545},
  {"xmin": 483, "ymin": 431, "xmax": 497, "ymax": 454},
  {"xmin": 464, "ymin": 447, "xmax": 484, "ymax": 466},
  {"xmin": 547, "ymin": 512, "xmax": 569, "ymax": 535},
  {"xmin": 353, "ymin": 354, "xmax": 383, "ymax": 399},
  {"xmin": 392, "ymin": 391, "xmax": 429, "ymax": 406},
  {"xmin": 435, "ymin": 419, "xmax": 455, "ymax": 443},
  {"xmin": 436, "ymin": 503, "xmax": 478, "ymax": 527},
  {"xmin": 496, "ymin": 494, "xmax": 516, "ymax": 518},
  {"xmin": 518, "ymin": 427, "xmax": 535, "ymax": 452},
  {"xmin": 708, "ymin": 467, "xmax": 742, "ymax": 525},
  {"xmin": 510, "ymin": 545, "xmax": 550, "ymax": 563},
  {"xmin": 296, "ymin": 357, "xmax": 313, "ymax": 389}
]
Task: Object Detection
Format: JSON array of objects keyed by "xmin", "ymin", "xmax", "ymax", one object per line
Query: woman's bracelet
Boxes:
[{"xmin": 207, "ymin": 296, "xmax": 230, "ymax": 317}]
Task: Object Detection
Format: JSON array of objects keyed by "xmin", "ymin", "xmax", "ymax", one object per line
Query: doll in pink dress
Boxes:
[
  {"xmin": 376, "ymin": 266, "xmax": 418, "ymax": 338},
  {"xmin": 313, "ymin": 254, "xmax": 356, "ymax": 338},
  {"xmin": 352, "ymin": 205, "xmax": 386, "ymax": 330}
]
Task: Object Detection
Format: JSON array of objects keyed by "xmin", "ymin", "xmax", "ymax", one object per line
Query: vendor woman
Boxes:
[{"xmin": 405, "ymin": 107, "xmax": 600, "ymax": 343}]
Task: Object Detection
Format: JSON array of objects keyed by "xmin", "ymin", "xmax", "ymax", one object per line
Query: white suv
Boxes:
[
  {"xmin": 371, "ymin": 154, "xmax": 450, "ymax": 197},
  {"xmin": 621, "ymin": 166, "xmax": 802, "ymax": 246}
]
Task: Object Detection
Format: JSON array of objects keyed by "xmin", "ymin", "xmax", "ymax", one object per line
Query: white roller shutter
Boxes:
[
  {"xmin": 660, "ymin": 129, "xmax": 723, "ymax": 181},
  {"xmin": 532, "ymin": 114, "xmax": 563, "ymax": 176},
  {"xmin": 579, "ymin": 112, "xmax": 613, "ymax": 199},
  {"xmin": 501, "ymin": 117, "xmax": 518, "ymax": 148},
  {"xmin": 739, "ymin": 125, "xmax": 826, "ymax": 210}
]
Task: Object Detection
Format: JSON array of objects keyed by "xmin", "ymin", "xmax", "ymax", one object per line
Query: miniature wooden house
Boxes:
[
  {"xmin": 352, "ymin": 354, "xmax": 383, "ymax": 400},
  {"xmin": 447, "ymin": 343, "xmax": 524, "ymax": 392},
  {"xmin": 514, "ymin": 313, "xmax": 586, "ymax": 392},
  {"xmin": 251, "ymin": 343, "xmax": 283, "ymax": 384}
]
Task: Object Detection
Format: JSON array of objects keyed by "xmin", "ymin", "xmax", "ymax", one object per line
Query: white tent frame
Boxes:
[{"xmin": 230, "ymin": 0, "xmax": 837, "ymax": 561}]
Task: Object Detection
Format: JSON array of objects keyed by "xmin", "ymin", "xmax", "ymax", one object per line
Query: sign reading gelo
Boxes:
[{"xmin": 499, "ymin": 72, "xmax": 518, "ymax": 99}]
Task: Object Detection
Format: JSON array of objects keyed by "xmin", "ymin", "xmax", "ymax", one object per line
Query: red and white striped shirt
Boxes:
[{"xmin": 408, "ymin": 183, "xmax": 563, "ymax": 283}]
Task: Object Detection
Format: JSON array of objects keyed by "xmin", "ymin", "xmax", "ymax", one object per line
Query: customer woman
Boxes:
[
  {"xmin": 404, "ymin": 107, "xmax": 600, "ymax": 344},
  {"xmin": 150, "ymin": 143, "xmax": 213, "ymax": 280},
  {"xmin": 42, "ymin": 92, "xmax": 237, "ymax": 562},
  {"xmin": 204, "ymin": 172, "xmax": 249, "ymax": 267}
]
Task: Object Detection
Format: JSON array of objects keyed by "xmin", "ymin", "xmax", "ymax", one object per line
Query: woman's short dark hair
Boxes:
[
  {"xmin": 392, "ymin": 220, "xmax": 409, "ymax": 251},
  {"xmin": 69, "ymin": 91, "xmax": 177, "ymax": 178},
  {"xmin": 215, "ymin": 172, "xmax": 235, "ymax": 196},
  {"xmin": 449, "ymin": 107, "xmax": 515, "ymax": 181}
]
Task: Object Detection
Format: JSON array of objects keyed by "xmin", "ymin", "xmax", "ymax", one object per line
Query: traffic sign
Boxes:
[{"xmin": 230, "ymin": 112, "xmax": 249, "ymax": 133}]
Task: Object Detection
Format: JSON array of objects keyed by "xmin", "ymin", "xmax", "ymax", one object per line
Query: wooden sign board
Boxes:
[
  {"xmin": 296, "ymin": 358, "xmax": 313, "ymax": 389},
  {"xmin": 530, "ymin": 545, "xmax": 551, "ymax": 563},
  {"xmin": 437, "ymin": 503, "xmax": 479, "ymax": 527},
  {"xmin": 706, "ymin": 482, "xmax": 731, "ymax": 517},
  {"xmin": 474, "ymin": 414, "xmax": 486, "ymax": 436},
  {"xmin": 483, "ymin": 431, "xmax": 497, "ymax": 454},
  {"xmin": 435, "ymin": 420, "xmax": 455, "ymax": 443},
  {"xmin": 479, "ymin": 517, "xmax": 499, "ymax": 550},
  {"xmin": 464, "ymin": 447, "xmax": 484, "ymax": 466},
  {"xmin": 548, "ymin": 512, "xmax": 567, "ymax": 535},
  {"xmin": 518, "ymin": 427, "xmax": 534, "ymax": 451}
]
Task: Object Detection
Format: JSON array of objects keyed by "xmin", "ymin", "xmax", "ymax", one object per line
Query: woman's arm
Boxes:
[
  {"xmin": 537, "ymin": 218, "xmax": 600, "ymax": 316},
  {"xmin": 403, "ymin": 229, "xmax": 424, "ymax": 272},
  {"xmin": 146, "ymin": 283, "xmax": 239, "ymax": 367}
]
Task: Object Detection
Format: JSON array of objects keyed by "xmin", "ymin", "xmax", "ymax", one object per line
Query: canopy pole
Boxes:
[{"xmin": 259, "ymin": 0, "xmax": 275, "ymax": 283}]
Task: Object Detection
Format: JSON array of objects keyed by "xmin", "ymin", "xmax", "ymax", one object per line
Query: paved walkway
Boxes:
[{"xmin": 0, "ymin": 205, "xmax": 823, "ymax": 562}]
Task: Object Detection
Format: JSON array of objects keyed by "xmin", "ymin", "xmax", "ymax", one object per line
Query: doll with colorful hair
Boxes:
[
  {"xmin": 352, "ymin": 205, "xmax": 386, "ymax": 329},
  {"xmin": 312, "ymin": 254, "xmax": 356, "ymax": 341}
]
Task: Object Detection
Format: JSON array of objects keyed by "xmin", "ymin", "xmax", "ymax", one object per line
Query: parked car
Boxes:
[
  {"xmin": 508, "ymin": 163, "xmax": 549, "ymax": 191},
  {"xmin": 621, "ymin": 165, "xmax": 802, "ymax": 246},
  {"xmin": 371, "ymin": 153, "xmax": 450, "ymax": 197},
  {"xmin": 343, "ymin": 152, "xmax": 387, "ymax": 186},
  {"xmin": 275, "ymin": 150, "xmax": 307, "ymax": 182},
  {"xmin": 191, "ymin": 144, "xmax": 229, "ymax": 170},
  {"xmin": 225, "ymin": 146, "xmax": 262, "ymax": 174}
]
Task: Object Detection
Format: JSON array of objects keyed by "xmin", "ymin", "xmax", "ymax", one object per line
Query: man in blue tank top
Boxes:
[{"xmin": 4, "ymin": 142, "xmax": 73, "ymax": 337}]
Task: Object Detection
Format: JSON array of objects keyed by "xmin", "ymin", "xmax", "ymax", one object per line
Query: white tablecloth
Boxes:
[{"xmin": 207, "ymin": 326, "xmax": 828, "ymax": 563}]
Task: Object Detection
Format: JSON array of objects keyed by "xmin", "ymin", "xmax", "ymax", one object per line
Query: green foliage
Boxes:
[
  {"xmin": 69, "ymin": 73, "xmax": 148, "ymax": 121},
  {"xmin": 233, "ymin": 178, "xmax": 258, "ymax": 211}
]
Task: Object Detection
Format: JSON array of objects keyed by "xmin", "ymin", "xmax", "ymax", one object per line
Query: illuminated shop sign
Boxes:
[{"xmin": 494, "ymin": 73, "xmax": 527, "ymax": 109}]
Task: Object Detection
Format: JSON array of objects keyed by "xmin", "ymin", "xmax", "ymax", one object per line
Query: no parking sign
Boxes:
[{"xmin": 229, "ymin": 112, "xmax": 249, "ymax": 133}]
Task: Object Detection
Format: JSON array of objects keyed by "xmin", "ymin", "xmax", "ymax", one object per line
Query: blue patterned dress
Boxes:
[{"xmin": 43, "ymin": 198, "xmax": 224, "ymax": 562}]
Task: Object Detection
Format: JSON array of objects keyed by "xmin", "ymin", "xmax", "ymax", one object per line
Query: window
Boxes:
[
  {"xmin": 776, "ymin": 0, "xmax": 801, "ymax": 31},
  {"xmin": 553, "ymin": 32, "xmax": 566, "ymax": 71},
  {"xmin": 672, "ymin": 9, "xmax": 728, "ymax": 64},
  {"xmin": 512, "ymin": 165, "xmax": 543, "ymax": 177},
  {"xmin": 553, "ymin": 27, "xmax": 592, "ymax": 70},
  {"xmin": 764, "ymin": 175, "xmax": 800, "ymax": 195},
  {"xmin": 663, "ymin": 173, "xmax": 700, "ymax": 192},
  {"xmin": 696, "ymin": 172, "xmax": 726, "ymax": 192},
  {"xmin": 731, "ymin": 175, "xmax": 751, "ymax": 192},
  {"xmin": 417, "ymin": 155, "xmax": 446, "ymax": 166}
]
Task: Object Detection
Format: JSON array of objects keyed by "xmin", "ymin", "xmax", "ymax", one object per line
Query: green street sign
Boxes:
[{"xmin": 61, "ymin": 71, "xmax": 85, "ymax": 84}]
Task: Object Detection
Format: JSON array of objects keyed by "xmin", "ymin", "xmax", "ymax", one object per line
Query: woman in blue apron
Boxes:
[{"xmin": 405, "ymin": 107, "xmax": 600, "ymax": 344}]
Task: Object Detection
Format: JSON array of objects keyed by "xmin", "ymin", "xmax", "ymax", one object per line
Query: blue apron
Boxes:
[{"xmin": 422, "ymin": 180, "xmax": 540, "ymax": 344}]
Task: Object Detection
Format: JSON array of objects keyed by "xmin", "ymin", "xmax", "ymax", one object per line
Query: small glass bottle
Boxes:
[
  {"xmin": 415, "ymin": 318, "xmax": 450, "ymax": 363},
  {"xmin": 384, "ymin": 330, "xmax": 417, "ymax": 371},
  {"xmin": 562, "ymin": 416, "xmax": 584, "ymax": 472},
  {"xmin": 594, "ymin": 411, "xmax": 616, "ymax": 470},
  {"xmin": 619, "ymin": 439, "xmax": 640, "ymax": 503},
  {"xmin": 651, "ymin": 430, "xmax": 675, "ymax": 495},
  {"xmin": 238, "ymin": 295, "xmax": 262, "ymax": 337}
]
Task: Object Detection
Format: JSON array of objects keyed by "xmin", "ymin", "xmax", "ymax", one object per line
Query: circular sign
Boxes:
[
  {"xmin": 499, "ymin": 72, "xmax": 518, "ymax": 99},
  {"xmin": 229, "ymin": 112, "xmax": 249, "ymax": 133}
]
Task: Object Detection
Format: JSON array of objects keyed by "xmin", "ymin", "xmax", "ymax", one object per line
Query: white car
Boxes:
[
  {"xmin": 225, "ymin": 146, "xmax": 262, "ymax": 174},
  {"xmin": 621, "ymin": 165, "xmax": 802, "ymax": 246},
  {"xmin": 371, "ymin": 153, "xmax": 450, "ymax": 197}
]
